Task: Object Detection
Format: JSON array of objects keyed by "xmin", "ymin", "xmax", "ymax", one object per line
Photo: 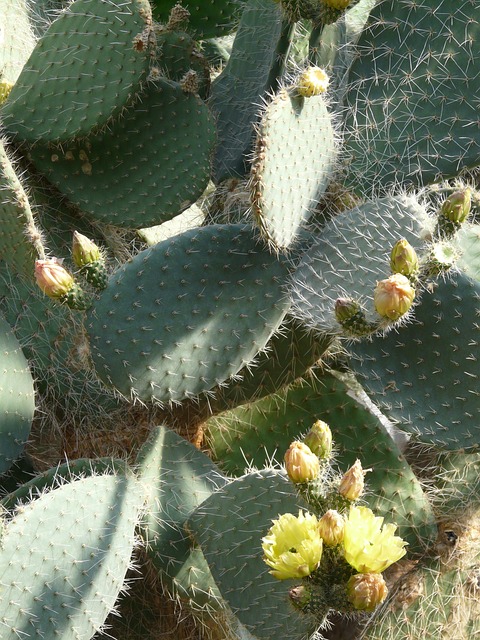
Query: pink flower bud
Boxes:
[
  {"xmin": 35, "ymin": 259, "xmax": 74, "ymax": 299},
  {"xmin": 284, "ymin": 442, "xmax": 320, "ymax": 484},
  {"xmin": 338, "ymin": 459, "xmax": 369, "ymax": 501},
  {"xmin": 374, "ymin": 274, "xmax": 415, "ymax": 321}
]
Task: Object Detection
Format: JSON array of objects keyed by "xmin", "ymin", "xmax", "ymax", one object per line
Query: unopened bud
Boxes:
[
  {"xmin": 297, "ymin": 67, "xmax": 329, "ymax": 97},
  {"xmin": 374, "ymin": 274, "xmax": 415, "ymax": 321},
  {"xmin": 72, "ymin": 231, "xmax": 101, "ymax": 267},
  {"xmin": 304, "ymin": 420, "xmax": 332, "ymax": 459},
  {"xmin": 289, "ymin": 585, "xmax": 311, "ymax": 610},
  {"xmin": 338, "ymin": 459, "xmax": 369, "ymax": 501},
  {"xmin": 35, "ymin": 258, "xmax": 74, "ymax": 299},
  {"xmin": 318, "ymin": 510, "xmax": 345, "ymax": 546},
  {"xmin": 334, "ymin": 298, "xmax": 376, "ymax": 337},
  {"xmin": 346, "ymin": 573, "xmax": 388, "ymax": 612},
  {"xmin": 390, "ymin": 239, "xmax": 419, "ymax": 279},
  {"xmin": 284, "ymin": 442, "xmax": 320, "ymax": 484},
  {"xmin": 440, "ymin": 188, "xmax": 471, "ymax": 225}
]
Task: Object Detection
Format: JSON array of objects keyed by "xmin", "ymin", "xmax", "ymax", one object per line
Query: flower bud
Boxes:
[
  {"xmin": 374, "ymin": 274, "xmax": 415, "ymax": 321},
  {"xmin": 303, "ymin": 420, "xmax": 332, "ymax": 460},
  {"xmin": 338, "ymin": 459, "xmax": 369, "ymax": 501},
  {"xmin": 334, "ymin": 298, "xmax": 375, "ymax": 337},
  {"xmin": 35, "ymin": 258, "xmax": 74, "ymax": 299},
  {"xmin": 72, "ymin": 231, "xmax": 101, "ymax": 267},
  {"xmin": 284, "ymin": 442, "xmax": 320, "ymax": 484},
  {"xmin": 0, "ymin": 80, "xmax": 14, "ymax": 105},
  {"xmin": 346, "ymin": 573, "xmax": 388, "ymax": 612},
  {"xmin": 297, "ymin": 67, "xmax": 329, "ymax": 97},
  {"xmin": 440, "ymin": 188, "xmax": 471, "ymax": 225},
  {"xmin": 390, "ymin": 239, "xmax": 419, "ymax": 279},
  {"xmin": 289, "ymin": 585, "xmax": 311, "ymax": 610},
  {"xmin": 318, "ymin": 510, "xmax": 345, "ymax": 546}
]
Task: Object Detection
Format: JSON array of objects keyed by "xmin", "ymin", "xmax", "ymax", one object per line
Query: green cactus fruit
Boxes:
[
  {"xmin": 342, "ymin": 0, "xmax": 480, "ymax": 192},
  {"xmin": 289, "ymin": 195, "xmax": 429, "ymax": 335},
  {"xmin": 188, "ymin": 469, "xmax": 316, "ymax": 639},
  {"xmin": 206, "ymin": 373, "xmax": 437, "ymax": 553},
  {"xmin": 250, "ymin": 87, "xmax": 336, "ymax": 251},
  {"xmin": 88, "ymin": 224, "xmax": 290, "ymax": 405},
  {"xmin": 0, "ymin": 472, "xmax": 144, "ymax": 639},
  {"xmin": 28, "ymin": 78, "xmax": 215, "ymax": 229},
  {"xmin": 1, "ymin": 0, "xmax": 153, "ymax": 143},
  {"xmin": 210, "ymin": 0, "xmax": 287, "ymax": 182},
  {"xmin": 0, "ymin": 315, "xmax": 35, "ymax": 475},
  {"xmin": 350, "ymin": 272, "xmax": 480, "ymax": 451},
  {"xmin": 151, "ymin": 0, "xmax": 240, "ymax": 39}
]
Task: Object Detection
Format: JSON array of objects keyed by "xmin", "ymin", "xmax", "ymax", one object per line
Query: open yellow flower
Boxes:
[
  {"xmin": 343, "ymin": 506, "xmax": 407, "ymax": 573},
  {"xmin": 262, "ymin": 511, "xmax": 323, "ymax": 580}
]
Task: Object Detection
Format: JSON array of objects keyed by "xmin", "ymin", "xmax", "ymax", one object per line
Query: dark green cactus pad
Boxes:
[
  {"xmin": 289, "ymin": 195, "xmax": 429, "ymax": 333},
  {"xmin": 206, "ymin": 373, "xmax": 436, "ymax": 553},
  {"xmin": 0, "ymin": 140, "xmax": 45, "ymax": 281},
  {"xmin": 135, "ymin": 425, "xmax": 227, "ymax": 576},
  {"xmin": 151, "ymin": 0, "xmax": 240, "ymax": 39},
  {"xmin": 28, "ymin": 78, "xmax": 215, "ymax": 228},
  {"xmin": 342, "ymin": 0, "xmax": 480, "ymax": 192},
  {"xmin": 0, "ymin": 315, "xmax": 35, "ymax": 475},
  {"xmin": 350, "ymin": 272, "xmax": 480, "ymax": 451},
  {"xmin": 0, "ymin": 472, "xmax": 143, "ymax": 639},
  {"xmin": 1, "ymin": 0, "xmax": 152, "ymax": 143},
  {"xmin": 188, "ymin": 469, "xmax": 316, "ymax": 639},
  {"xmin": 210, "ymin": 0, "xmax": 285, "ymax": 182},
  {"xmin": 88, "ymin": 224, "xmax": 291, "ymax": 404},
  {"xmin": 251, "ymin": 89, "xmax": 336, "ymax": 251},
  {"xmin": 0, "ymin": 0, "xmax": 37, "ymax": 87}
]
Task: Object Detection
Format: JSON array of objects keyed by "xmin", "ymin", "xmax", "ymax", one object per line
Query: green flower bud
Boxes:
[
  {"xmin": 318, "ymin": 510, "xmax": 345, "ymax": 546},
  {"xmin": 390, "ymin": 239, "xmax": 419, "ymax": 279},
  {"xmin": 334, "ymin": 298, "xmax": 376, "ymax": 337},
  {"xmin": 289, "ymin": 585, "xmax": 311, "ymax": 610},
  {"xmin": 72, "ymin": 231, "xmax": 101, "ymax": 267},
  {"xmin": 303, "ymin": 420, "xmax": 332, "ymax": 460},
  {"xmin": 297, "ymin": 67, "xmax": 329, "ymax": 97},
  {"xmin": 284, "ymin": 442, "xmax": 320, "ymax": 484},
  {"xmin": 346, "ymin": 573, "xmax": 388, "ymax": 612},
  {"xmin": 374, "ymin": 274, "xmax": 415, "ymax": 321},
  {"xmin": 440, "ymin": 188, "xmax": 472, "ymax": 225}
]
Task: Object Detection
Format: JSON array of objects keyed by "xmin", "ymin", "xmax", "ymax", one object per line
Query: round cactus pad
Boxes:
[
  {"xmin": 1, "ymin": 0, "xmax": 152, "ymax": 142},
  {"xmin": 88, "ymin": 224, "xmax": 290, "ymax": 404}
]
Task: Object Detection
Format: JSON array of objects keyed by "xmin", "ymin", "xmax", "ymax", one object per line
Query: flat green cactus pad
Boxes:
[
  {"xmin": 1, "ymin": 0, "xmax": 152, "ymax": 142},
  {"xmin": 457, "ymin": 224, "xmax": 480, "ymax": 283},
  {"xmin": 251, "ymin": 89, "xmax": 336, "ymax": 251},
  {"xmin": 0, "ymin": 315, "xmax": 35, "ymax": 475},
  {"xmin": 0, "ymin": 473, "xmax": 143, "ymax": 639},
  {"xmin": 88, "ymin": 224, "xmax": 290, "ymax": 404},
  {"xmin": 342, "ymin": 0, "xmax": 480, "ymax": 192},
  {"xmin": 28, "ymin": 79, "xmax": 215, "ymax": 228},
  {"xmin": 351, "ymin": 272, "xmax": 480, "ymax": 450},
  {"xmin": 188, "ymin": 469, "xmax": 315, "ymax": 639},
  {"xmin": 289, "ymin": 195, "xmax": 429, "ymax": 333}
]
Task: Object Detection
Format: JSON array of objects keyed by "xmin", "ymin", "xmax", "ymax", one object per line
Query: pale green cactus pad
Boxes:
[
  {"xmin": 88, "ymin": 224, "xmax": 291, "ymax": 404},
  {"xmin": 0, "ymin": 315, "xmax": 35, "ymax": 475},
  {"xmin": 0, "ymin": 0, "xmax": 36, "ymax": 87},
  {"xmin": 1, "ymin": 0, "xmax": 152, "ymax": 142},
  {"xmin": 350, "ymin": 272, "xmax": 480, "ymax": 450},
  {"xmin": 0, "ymin": 472, "xmax": 143, "ymax": 639},
  {"xmin": 188, "ymin": 469, "xmax": 316, "ymax": 640}
]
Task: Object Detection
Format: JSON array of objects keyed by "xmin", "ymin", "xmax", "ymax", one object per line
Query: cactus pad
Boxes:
[
  {"xmin": 1, "ymin": 0, "xmax": 152, "ymax": 142},
  {"xmin": 89, "ymin": 224, "xmax": 290, "ymax": 404},
  {"xmin": 151, "ymin": 0, "xmax": 240, "ymax": 39}
]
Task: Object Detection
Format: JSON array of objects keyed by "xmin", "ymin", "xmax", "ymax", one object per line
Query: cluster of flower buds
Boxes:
[{"xmin": 262, "ymin": 422, "xmax": 407, "ymax": 619}]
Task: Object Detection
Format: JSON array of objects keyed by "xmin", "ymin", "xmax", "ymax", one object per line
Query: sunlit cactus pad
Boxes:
[
  {"xmin": 188, "ymin": 469, "xmax": 315, "ymax": 639},
  {"xmin": 88, "ymin": 224, "xmax": 291, "ymax": 404},
  {"xmin": 1, "ymin": 0, "xmax": 152, "ymax": 142},
  {"xmin": 342, "ymin": 0, "xmax": 480, "ymax": 191},
  {"xmin": 289, "ymin": 195, "xmax": 429, "ymax": 333},
  {"xmin": 0, "ymin": 473, "xmax": 143, "ymax": 639},
  {"xmin": 28, "ymin": 79, "xmax": 215, "ymax": 228},
  {"xmin": 351, "ymin": 272, "xmax": 480, "ymax": 450}
]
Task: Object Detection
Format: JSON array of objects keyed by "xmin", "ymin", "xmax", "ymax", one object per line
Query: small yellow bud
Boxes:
[
  {"xmin": 284, "ymin": 442, "xmax": 320, "ymax": 484},
  {"xmin": 297, "ymin": 67, "xmax": 329, "ymax": 97},
  {"xmin": 440, "ymin": 188, "xmax": 471, "ymax": 224},
  {"xmin": 374, "ymin": 274, "xmax": 415, "ymax": 321},
  {"xmin": 318, "ymin": 510, "xmax": 345, "ymax": 546},
  {"xmin": 338, "ymin": 459, "xmax": 368, "ymax": 501},
  {"xmin": 72, "ymin": 231, "xmax": 101, "ymax": 267},
  {"xmin": 35, "ymin": 258, "xmax": 74, "ymax": 299},
  {"xmin": 346, "ymin": 573, "xmax": 388, "ymax": 612},
  {"xmin": 0, "ymin": 80, "xmax": 14, "ymax": 105},
  {"xmin": 303, "ymin": 420, "xmax": 332, "ymax": 459},
  {"xmin": 390, "ymin": 239, "xmax": 419, "ymax": 278}
]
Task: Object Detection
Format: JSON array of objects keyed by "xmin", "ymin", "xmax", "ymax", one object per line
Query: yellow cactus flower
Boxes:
[
  {"xmin": 297, "ymin": 67, "xmax": 330, "ymax": 97},
  {"xmin": 343, "ymin": 506, "xmax": 407, "ymax": 573},
  {"xmin": 262, "ymin": 511, "xmax": 323, "ymax": 580}
]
